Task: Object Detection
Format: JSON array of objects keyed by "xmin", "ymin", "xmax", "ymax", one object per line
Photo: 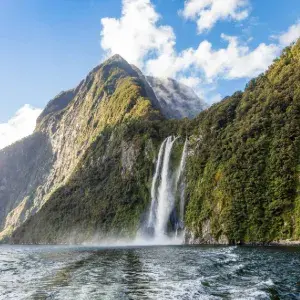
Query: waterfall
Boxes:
[
  {"xmin": 147, "ymin": 138, "xmax": 168, "ymax": 228},
  {"xmin": 177, "ymin": 139, "xmax": 188, "ymax": 224},
  {"xmin": 145, "ymin": 136, "xmax": 187, "ymax": 243},
  {"xmin": 155, "ymin": 136, "xmax": 178, "ymax": 237}
]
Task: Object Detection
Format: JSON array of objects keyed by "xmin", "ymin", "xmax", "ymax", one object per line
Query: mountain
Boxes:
[
  {"xmin": 1, "ymin": 41, "xmax": 300, "ymax": 245},
  {"xmin": 0, "ymin": 54, "xmax": 204, "ymax": 242},
  {"xmin": 146, "ymin": 76, "xmax": 207, "ymax": 119}
]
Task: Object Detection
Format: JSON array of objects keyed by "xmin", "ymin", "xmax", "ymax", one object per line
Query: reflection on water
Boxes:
[{"xmin": 0, "ymin": 245, "xmax": 300, "ymax": 299}]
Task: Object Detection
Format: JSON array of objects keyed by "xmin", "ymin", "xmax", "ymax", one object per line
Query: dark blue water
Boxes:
[{"xmin": 0, "ymin": 245, "xmax": 300, "ymax": 299}]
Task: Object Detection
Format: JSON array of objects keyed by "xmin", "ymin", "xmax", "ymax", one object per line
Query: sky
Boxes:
[{"xmin": 0, "ymin": 0, "xmax": 300, "ymax": 149}]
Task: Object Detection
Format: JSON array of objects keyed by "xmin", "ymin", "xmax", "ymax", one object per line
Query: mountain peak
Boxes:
[{"xmin": 107, "ymin": 54, "xmax": 128, "ymax": 64}]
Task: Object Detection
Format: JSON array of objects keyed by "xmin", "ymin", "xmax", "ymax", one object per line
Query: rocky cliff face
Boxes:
[
  {"xmin": 0, "ymin": 133, "xmax": 53, "ymax": 240},
  {"xmin": 0, "ymin": 54, "xmax": 204, "ymax": 242}
]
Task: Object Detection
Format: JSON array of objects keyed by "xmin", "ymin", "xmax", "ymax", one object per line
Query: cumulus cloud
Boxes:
[
  {"xmin": 0, "ymin": 105, "xmax": 42, "ymax": 150},
  {"xmin": 146, "ymin": 34, "xmax": 279, "ymax": 81},
  {"xmin": 100, "ymin": 0, "xmax": 299, "ymax": 104},
  {"xmin": 181, "ymin": 0, "xmax": 250, "ymax": 33},
  {"xmin": 100, "ymin": 0, "xmax": 175, "ymax": 67},
  {"xmin": 193, "ymin": 34, "xmax": 279, "ymax": 80},
  {"xmin": 100, "ymin": 0, "xmax": 273, "ymax": 81},
  {"xmin": 277, "ymin": 21, "xmax": 300, "ymax": 46}
]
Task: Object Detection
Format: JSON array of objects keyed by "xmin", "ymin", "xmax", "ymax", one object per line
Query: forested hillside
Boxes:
[{"xmin": 185, "ymin": 40, "xmax": 300, "ymax": 244}]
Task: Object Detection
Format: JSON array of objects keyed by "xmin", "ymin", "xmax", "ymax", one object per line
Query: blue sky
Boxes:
[{"xmin": 0, "ymin": 0, "xmax": 300, "ymax": 148}]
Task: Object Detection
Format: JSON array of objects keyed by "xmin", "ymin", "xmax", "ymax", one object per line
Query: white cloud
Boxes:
[
  {"xmin": 178, "ymin": 76, "xmax": 202, "ymax": 88},
  {"xmin": 181, "ymin": 0, "xmax": 249, "ymax": 33},
  {"xmin": 146, "ymin": 34, "xmax": 279, "ymax": 81},
  {"xmin": 208, "ymin": 93, "xmax": 222, "ymax": 104},
  {"xmin": 0, "ymin": 105, "xmax": 42, "ymax": 150},
  {"xmin": 100, "ymin": 0, "xmax": 175, "ymax": 67},
  {"xmin": 100, "ymin": 0, "xmax": 299, "ymax": 105},
  {"xmin": 278, "ymin": 21, "xmax": 300, "ymax": 46},
  {"xmin": 193, "ymin": 34, "xmax": 280, "ymax": 80}
]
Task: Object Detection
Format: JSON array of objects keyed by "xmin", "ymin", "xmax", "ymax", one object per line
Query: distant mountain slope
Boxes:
[
  {"xmin": 129, "ymin": 64, "xmax": 206, "ymax": 119},
  {"xmin": 146, "ymin": 76, "xmax": 207, "ymax": 119}
]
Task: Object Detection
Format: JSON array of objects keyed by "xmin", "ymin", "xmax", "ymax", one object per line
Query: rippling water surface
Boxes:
[{"xmin": 0, "ymin": 245, "xmax": 300, "ymax": 299}]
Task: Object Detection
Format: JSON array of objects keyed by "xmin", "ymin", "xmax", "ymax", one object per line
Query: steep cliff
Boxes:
[
  {"xmin": 0, "ymin": 133, "xmax": 53, "ymax": 239},
  {"xmin": 2, "ymin": 41, "xmax": 300, "ymax": 245}
]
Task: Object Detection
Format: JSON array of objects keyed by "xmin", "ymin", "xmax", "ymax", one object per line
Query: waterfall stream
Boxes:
[
  {"xmin": 155, "ymin": 136, "xmax": 178, "ymax": 237},
  {"xmin": 146, "ymin": 136, "xmax": 188, "ymax": 242},
  {"xmin": 147, "ymin": 138, "xmax": 168, "ymax": 228},
  {"xmin": 177, "ymin": 139, "xmax": 188, "ymax": 226}
]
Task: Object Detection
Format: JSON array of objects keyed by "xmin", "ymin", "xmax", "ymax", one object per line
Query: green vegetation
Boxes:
[
  {"xmin": 11, "ymin": 41, "xmax": 300, "ymax": 244},
  {"xmin": 184, "ymin": 41, "xmax": 300, "ymax": 243}
]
